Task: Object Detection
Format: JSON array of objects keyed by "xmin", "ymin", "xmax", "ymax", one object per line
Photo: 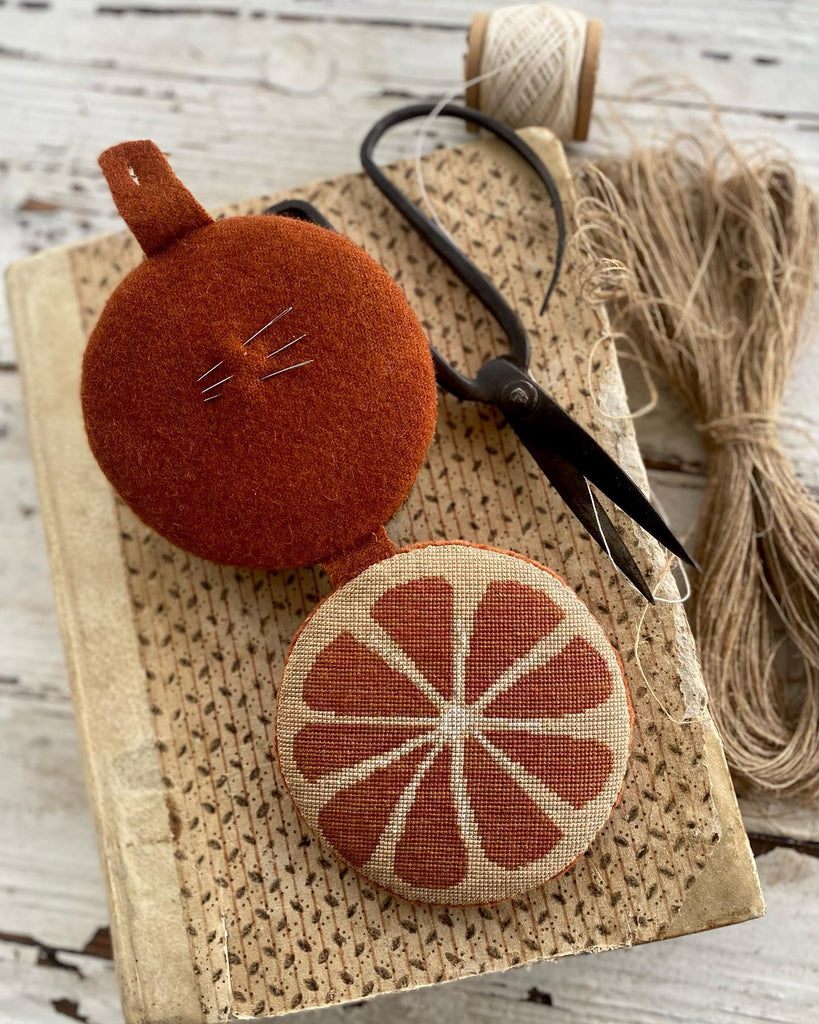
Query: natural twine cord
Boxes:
[{"xmin": 575, "ymin": 133, "xmax": 819, "ymax": 799}]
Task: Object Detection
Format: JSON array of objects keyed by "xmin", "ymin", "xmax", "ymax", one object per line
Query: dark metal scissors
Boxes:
[{"xmin": 268, "ymin": 103, "xmax": 694, "ymax": 602}]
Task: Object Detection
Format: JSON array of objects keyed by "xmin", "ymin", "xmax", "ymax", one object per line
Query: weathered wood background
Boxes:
[{"xmin": 0, "ymin": 2, "xmax": 817, "ymax": 1022}]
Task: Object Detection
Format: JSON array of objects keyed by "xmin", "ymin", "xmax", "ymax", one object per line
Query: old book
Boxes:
[{"xmin": 7, "ymin": 129, "xmax": 763, "ymax": 1024}]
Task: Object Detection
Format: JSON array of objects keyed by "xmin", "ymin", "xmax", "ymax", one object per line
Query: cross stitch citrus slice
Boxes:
[{"xmin": 275, "ymin": 542, "xmax": 631, "ymax": 905}]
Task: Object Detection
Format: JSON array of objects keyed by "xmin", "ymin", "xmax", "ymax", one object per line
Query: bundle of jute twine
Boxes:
[{"xmin": 575, "ymin": 133, "xmax": 819, "ymax": 798}]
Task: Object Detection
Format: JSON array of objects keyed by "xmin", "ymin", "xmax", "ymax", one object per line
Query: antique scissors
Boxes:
[
  {"xmin": 269, "ymin": 103, "xmax": 694, "ymax": 602},
  {"xmin": 361, "ymin": 103, "xmax": 696, "ymax": 602}
]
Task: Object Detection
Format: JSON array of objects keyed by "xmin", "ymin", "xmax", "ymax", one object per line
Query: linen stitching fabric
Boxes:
[{"xmin": 276, "ymin": 542, "xmax": 632, "ymax": 906}]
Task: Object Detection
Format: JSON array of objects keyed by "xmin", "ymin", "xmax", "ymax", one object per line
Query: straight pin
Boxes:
[
  {"xmin": 203, "ymin": 393, "xmax": 221, "ymax": 403},
  {"xmin": 266, "ymin": 333, "xmax": 306, "ymax": 359},
  {"xmin": 197, "ymin": 359, "xmax": 224, "ymax": 382},
  {"xmin": 243, "ymin": 306, "xmax": 293, "ymax": 347},
  {"xmin": 198, "ymin": 306, "xmax": 293, "ymax": 383},
  {"xmin": 259, "ymin": 359, "xmax": 313, "ymax": 382},
  {"xmin": 201, "ymin": 374, "xmax": 233, "ymax": 394}
]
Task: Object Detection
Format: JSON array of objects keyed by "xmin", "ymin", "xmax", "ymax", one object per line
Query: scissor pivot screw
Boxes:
[{"xmin": 503, "ymin": 380, "xmax": 537, "ymax": 409}]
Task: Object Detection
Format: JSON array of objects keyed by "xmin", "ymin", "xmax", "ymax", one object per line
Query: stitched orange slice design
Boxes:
[{"xmin": 276, "ymin": 543, "xmax": 631, "ymax": 905}]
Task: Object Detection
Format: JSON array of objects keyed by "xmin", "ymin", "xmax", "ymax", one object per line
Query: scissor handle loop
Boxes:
[{"xmin": 360, "ymin": 103, "xmax": 566, "ymax": 402}]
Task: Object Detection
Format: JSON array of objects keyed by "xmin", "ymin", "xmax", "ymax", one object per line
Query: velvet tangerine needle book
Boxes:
[{"xmin": 7, "ymin": 129, "xmax": 763, "ymax": 1024}]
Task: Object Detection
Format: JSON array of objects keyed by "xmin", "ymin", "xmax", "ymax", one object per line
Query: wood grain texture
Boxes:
[
  {"xmin": 0, "ymin": 2, "xmax": 817, "ymax": 1022},
  {"xmin": 2, "ymin": 1, "xmax": 818, "ymax": 366}
]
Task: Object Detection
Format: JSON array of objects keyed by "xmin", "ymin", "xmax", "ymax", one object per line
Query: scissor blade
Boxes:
[
  {"xmin": 521, "ymin": 387, "xmax": 695, "ymax": 568},
  {"xmin": 523, "ymin": 443, "xmax": 655, "ymax": 603}
]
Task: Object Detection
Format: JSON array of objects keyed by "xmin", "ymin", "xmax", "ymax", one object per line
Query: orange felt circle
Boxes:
[{"xmin": 81, "ymin": 214, "xmax": 438, "ymax": 569}]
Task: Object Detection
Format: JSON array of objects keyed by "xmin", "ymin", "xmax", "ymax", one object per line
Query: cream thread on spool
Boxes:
[
  {"xmin": 411, "ymin": 5, "xmax": 602, "ymax": 235},
  {"xmin": 465, "ymin": 4, "xmax": 602, "ymax": 141}
]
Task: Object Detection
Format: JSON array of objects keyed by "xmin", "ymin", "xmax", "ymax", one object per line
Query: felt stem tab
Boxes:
[
  {"xmin": 98, "ymin": 140, "xmax": 213, "ymax": 256},
  {"xmin": 322, "ymin": 527, "xmax": 397, "ymax": 588}
]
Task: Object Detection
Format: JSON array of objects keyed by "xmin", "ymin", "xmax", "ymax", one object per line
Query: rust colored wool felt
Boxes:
[
  {"xmin": 82, "ymin": 141, "xmax": 438, "ymax": 570},
  {"xmin": 276, "ymin": 542, "xmax": 633, "ymax": 906}
]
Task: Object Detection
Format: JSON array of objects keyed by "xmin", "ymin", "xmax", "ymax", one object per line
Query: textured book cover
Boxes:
[{"xmin": 7, "ymin": 129, "xmax": 763, "ymax": 1024}]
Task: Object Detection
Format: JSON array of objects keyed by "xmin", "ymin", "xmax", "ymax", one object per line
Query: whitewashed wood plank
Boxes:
[
  {"xmin": 2, "ymin": 849, "xmax": 816, "ymax": 1024},
  {"xmin": 0, "ymin": 690, "xmax": 110, "ymax": 950},
  {"xmin": 46, "ymin": 0, "xmax": 819, "ymax": 43},
  {"xmin": 3, "ymin": 3, "xmax": 818, "ymax": 116},
  {"xmin": 2, "ymin": 4, "xmax": 818, "ymax": 364},
  {"xmin": 0, "ymin": 938, "xmax": 122, "ymax": 1024},
  {"xmin": 2, "ymin": 5, "xmax": 817, "ymax": 193},
  {"xmin": 1, "ymin": 5, "xmax": 818, "ymax": 1019}
]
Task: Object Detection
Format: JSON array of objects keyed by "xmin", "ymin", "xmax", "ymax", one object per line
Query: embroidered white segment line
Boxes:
[
  {"xmin": 352, "ymin": 619, "xmax": 448, "ymax": 711},
  {"xmin": 299, "ymin": 712, "xmax": 440, "ymax": 728},
  {"xmin": 477, "ymin": 733, "xmax": 587, "ymax": 834},
  {"xmin": 478, "ymin": 696, "xmax": 628, "ymax": 737},
  {"xmin": 365, "ymin": 743, "xmax": 441, "ymax": 872},
  {"xmin": 474, "ymin": 616, "xmax": 581, "ymax": 711},
  {"xmin": 453, "ymin": 617, "xmax": 469, "ymax": 706},
  {"xmin": 450, "ymin": 732, "xmax": 488, "ymax": 885},
  {"xmin": 450, "ymin": 733, "xmax": 474, "ymax": 864},
  {"xmin": 302, "ymin": 732, "xmax": 436, "ymax": 808}
]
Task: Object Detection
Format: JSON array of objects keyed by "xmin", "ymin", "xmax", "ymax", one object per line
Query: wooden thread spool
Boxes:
[{"xmin": 465, "ymin": 6, "xmax": 603, "ymax": 142}]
